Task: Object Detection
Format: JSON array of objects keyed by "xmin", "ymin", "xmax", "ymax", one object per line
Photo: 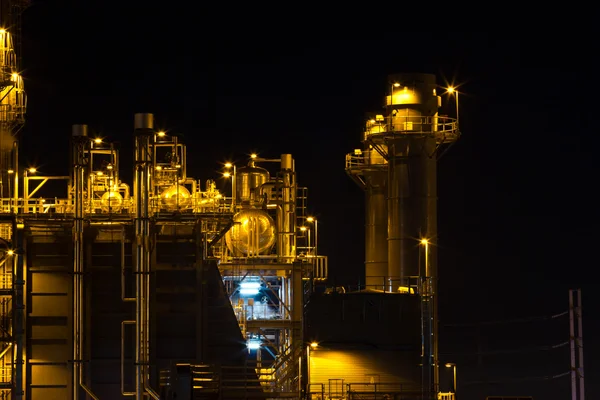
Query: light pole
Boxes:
[
  {"xmin": 445, "ymin": 363, "xmax": 457, "ymax": 397},
  {"xmin": 299, "ymin": 226, "xmax": 310, "ymax": 256},
  {"xmin": 446, "ymin": 87, "xmax": 460, "ymax": 128},
  {"xmin": 420, "ymin": 238, "xmax": 429, "ymax": 278},
  {"xmin": 224, "ymin": 162, "xmax": 236, "ymax": 211},
  {"xmin": 23, "ymin": 167, "xmax": 36, "ymax": 213},
  {"xmin": 306, "ymin": 217, "xmax": 317, "ymax": 256}
]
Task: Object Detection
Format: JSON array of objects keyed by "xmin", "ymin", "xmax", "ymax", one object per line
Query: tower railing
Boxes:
[
  {"xmin": 345, "ymin": 276, "xmax": 422, "ymax": 294},
  {"xmin": 365, "ymin": 115, "xmax": 458, "ymax": 141}
]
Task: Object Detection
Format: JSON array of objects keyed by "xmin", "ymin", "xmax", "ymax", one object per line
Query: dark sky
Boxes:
[{"xmin": 20, "ymin": 2, "xmax": 598, "ymax": 399}]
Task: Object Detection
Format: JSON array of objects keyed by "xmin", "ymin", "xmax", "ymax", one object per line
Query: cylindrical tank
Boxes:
[
  {"xmin": 160, "ymin": 184, "xmax": 191, "ymax": 210},
  {"xmin": 235, "ymin": 164, "xmax": 270, "ymax": 204},
  {"xmin": 101, "ymin": 191, "xmax": 123, "ymax": 212},
  {"xmin": 225, "ymin": 209, "xmax": 276, "ymax": 256}
]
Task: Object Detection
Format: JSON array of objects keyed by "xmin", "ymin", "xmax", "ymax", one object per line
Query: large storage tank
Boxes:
[{"xmin": 225, "ymin": 209, "xmax": 276, "ymax": 256}]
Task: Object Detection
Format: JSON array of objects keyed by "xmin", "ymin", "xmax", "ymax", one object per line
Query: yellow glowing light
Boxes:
[
  {"xmin": 224, "ymin": 163, "xmax": 233, "ymax": 168},
  {"xmin": 310, "ymin": 342, "xmax": 318, "ymax": 349},
  {"xmin": 250, "ymin": 154, "xmax": 257, "ymax": 159},
  {"xmin": 155, "ymin": 166, "xmax": 162, "ymax": 171},
  {"xmin": 16, "ymin": 223, "xmax": 24, "ymax": 229},
  {"xmin": 393, "ymin": 82, "xmax": 401, "ymax": 87},
  {"xmin": 11, "ymin": 73, "xmax": 18, "ymax": 81},
  {"xmin": 28, "ymin": 167, "xmax": 36, "ymax": 173},
  {"xmin": 94, "ymin": 138, "xmax": 102, "ymax": 144},
  {"xmin": 420, "ymin": 238, "xmax": 429, "ymax": 245},
  {"xmin": 223, "ymin": 172, "xmax": 231, "ymax": 178},
  {"xmin": 175, "ymin": 164, "xmax": 181, "ymax": 169},
  {"xmin": 7, "ymin": 250, "xmax": 14, "ymax": 256},
  {"xmin": 0, "ymin": 29, "xmax": 5, "ymax": 34},
  {"xmin": 157, "ymin": 131, "xmax": 166, "ymax": 137},
  {"xmin": 300, "ymin": 226, "xmax": 307, "ymax": 231},
  {"xmin": 445, "ymin": 363, "xmax": 455, "ymax": 368},
  {"xmin": 306, "ymin": 217, "xmax": 314, "ymax": 222},
  {"xmin": 7, "ymin": 169, "xmax": 13, "ymax": 174},
  {"xmin": 96, "ymin": 171, "xmax": 103, "ymax": 176},
  {"xmin": 106, "ymin": 164, "xmax": 113, "ymax": 170},
  {"xmin": 447, "ymin": 87, "xmax": 455, "ymax": 94}
]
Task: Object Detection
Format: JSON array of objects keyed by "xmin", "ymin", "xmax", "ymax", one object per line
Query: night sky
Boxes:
[{"xmin": 19, "ymin": 3, "xmax": 598, "ymax": 399}]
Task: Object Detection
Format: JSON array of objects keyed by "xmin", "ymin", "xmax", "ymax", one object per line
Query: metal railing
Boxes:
[
  {"xmin": 347, "ymin": 382, "xmax": 420, "ymax": 399},
  {"xmin": 0, "ymin": 365, "xmax": 10, "ymax": 384},
  {"xmin": 0, "ymin": 272, "xmax": 10, "ymax": 291},
  {"xmin": 308, "ymin": 381, "xmax": 426, "ymax": 399},
  {"xmin": 364, "ymin": 115, "xmax": 459, "ymax": 143},
  {"xmin": 0, "ymin": 195, "xmax": 233, "ymax": 216},
  {"xmin": 438, "ymin": 392, "xmax": 456, "ymax": 400},
  {"xmin": 343, "ymin": 276, "xmax": 424, "ymax": 294}
]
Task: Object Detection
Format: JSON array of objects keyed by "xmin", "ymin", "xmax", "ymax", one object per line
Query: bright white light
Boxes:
[
  {"xmin": 239, "ymin": 281, "xmax": 260, "ymax": 296},
  {"xmin": 247, "ymin": 340, "xmax": 261, "ymax": 350}
]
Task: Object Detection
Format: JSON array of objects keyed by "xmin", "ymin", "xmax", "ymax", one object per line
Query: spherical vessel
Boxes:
[
  {"xmin": 225, "ymin": 209, "xmax": 276, "ymax": 256},
  {"xmin": 236, "ymin": 165, "xmax": 270, "ymax": 204},
  {"xmin": 160, "ymin": 185, "xmax": 191, "ymax": 210},
  {"xmin": 100, "ymin": 191, "xmax": 123, "ymax": 212}
]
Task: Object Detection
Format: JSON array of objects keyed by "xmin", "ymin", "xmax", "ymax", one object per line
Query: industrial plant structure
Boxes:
[{"xmin": 0, "ymin": 1, "xmax": 461, "ymax": 398}]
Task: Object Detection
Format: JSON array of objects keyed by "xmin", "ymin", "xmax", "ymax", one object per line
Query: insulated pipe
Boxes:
[
  {"xmin": 133, "ymin": 113, "xmax": 160, "ymax": 400},
  {"xmin": 12, "ymin": 141, "xmax": 18, "ymax": 213},
  {"xmin": 279, "ymin": 154, "xmax": 295, "ymax": 261},
  {"xmin": 72, "ymin": 124, "xmax": 85, "ymax": 400},
  {"xmin": 71, "ymin": 124, "xmax": 100, "ymax": 400},
  {"xmin": 13, "ymin": 216, "xmax": 24, "ymax": 400}
]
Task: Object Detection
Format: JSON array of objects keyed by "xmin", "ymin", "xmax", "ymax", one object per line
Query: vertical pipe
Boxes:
[
  {"xmin": 291, "ymin": 261, "xmax": 303, "ymax": 392},
  {"xmin": 134, "ymin": 113, "xmax": 152, "ymax": 400},
  {"xmin": 72, "ymin": 124, "xmax": 87, "ymax": 400},
  {"xmin": 12, "ymin": 141, "xmax": 18, "ymax": 213},
  {"xmin": 280, "ymin": 154, "xmax": 295, "ymax": 261},
  {"xmin": 133, "ymin": 113, "xmax": 160, "ymax": 400},
  {"xmin": 577, "ymin": 289, "xmax": 584, "ymax": 400},
  {"xmin": 13, "ymin": 217, "xmax": 24, "ymax": 400},
  {"xmin": 569, "ymin": 290, "xmax": 576, "ymax": 400}
]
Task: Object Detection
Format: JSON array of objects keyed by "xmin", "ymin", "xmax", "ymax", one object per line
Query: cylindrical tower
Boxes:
[
  {"xmin": 385, "ymin": 73, "xmax": 440, "ymax": 283},
  {"xmin": 346, "ymin": 72, "xmax": 459, "ymax": 397}
]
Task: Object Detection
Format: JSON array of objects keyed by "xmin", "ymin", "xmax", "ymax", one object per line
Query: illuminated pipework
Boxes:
[
  {"xmin": 0, "ymin": 109, "xmax": 323, "ymax": 397},
  {"xmin": 217, "ymin": 152, "xmax": 324, "ymax": 394},
  {"xmin": 0, "ymin": 26, "xmax": 26, "ymax": 205}
]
